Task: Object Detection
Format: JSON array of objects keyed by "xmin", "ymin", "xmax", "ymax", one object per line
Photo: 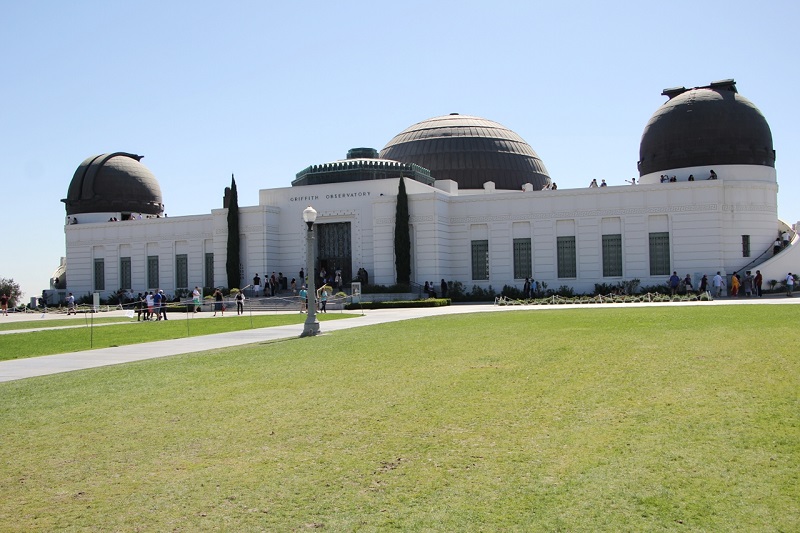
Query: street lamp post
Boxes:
[{"xmin": 301, "ymin": 206, "xmax": 320, "ymax": 337}]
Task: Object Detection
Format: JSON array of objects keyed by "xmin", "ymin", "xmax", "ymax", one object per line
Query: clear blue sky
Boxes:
[{"xmin": 2, "ymin": 0, "xmax": 799, "ymax": 300}]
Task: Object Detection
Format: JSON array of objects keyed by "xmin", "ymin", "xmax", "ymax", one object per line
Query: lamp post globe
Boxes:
[{"xmin": 301, "ymin": 206, "xmax": 320, "ymax": 337}]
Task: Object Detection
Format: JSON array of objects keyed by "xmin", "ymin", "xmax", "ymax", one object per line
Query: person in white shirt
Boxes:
[{"xmin": 712, "ymin": 272, "xmax": 726, "ymax": 298}]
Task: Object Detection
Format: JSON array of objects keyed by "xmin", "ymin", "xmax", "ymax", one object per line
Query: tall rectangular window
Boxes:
[
  {"xmin": 205, "ymin": 252, "xmax": 214, "ymax": 288},
  {"xmin": 94, "ymin": 258, "xmax": 105, "ymax": 291},
  {"xmin": 649, "ymin": 232, "xmax": 670, "ymax": 276},
  {"xmin": 742, "ymin": 235, "xmax": 751, "ymax": 257},
  {"xmin": 513, "ymin": 238, "xmax": 532, "ymax": 279},
  {"xmin": 557, "ymin": 236, "xmax": 577, "ymax": 278},
  {"xmin": 147, "ymin": 255, "xmax": 159, "ymax": 289},
  {"xmin": 175, "ymin": 254, "xmax": 188, "ymax": 289},
  {"xmin": 120, "ymin": 257, "xmax": 131, "ymax": 289},
  {"xmin": 471, "ymin": 240, "xmax": 489, "ymax": 280},
  {"xmin": 602, "ymin": 234, "xmax": 623, "ymax": 277}
]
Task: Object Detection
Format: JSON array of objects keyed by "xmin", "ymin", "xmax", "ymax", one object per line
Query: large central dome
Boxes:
[{"xmin": 379, "ymin": 113, "xmax": 550, "ymax": 190}]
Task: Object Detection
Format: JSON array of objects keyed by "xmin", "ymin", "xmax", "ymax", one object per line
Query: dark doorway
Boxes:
[{"xmin": 316, "ymin": 222, "xmax": 352, "ymax": 288}]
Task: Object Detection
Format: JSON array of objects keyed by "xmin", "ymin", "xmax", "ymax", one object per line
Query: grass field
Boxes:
[
  {"xmin": 0, "ymin": 305, "xmax": 798, "ymax": 531},
  {"xmin": 0, "ymin": 313, "xmax": 354, "ymax": 361}
]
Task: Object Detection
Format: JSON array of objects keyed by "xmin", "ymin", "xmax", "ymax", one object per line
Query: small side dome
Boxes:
[
  {"xmin": 380, "ymin": 114, "xmax": 550, "ymax": 190},
  {"xmin": 62, "ymin": 153, "xmax": 163, "ymax": 215},
  {"xmin": 638, "ymin": 80, "xmax": 775, "ymax": 176}
]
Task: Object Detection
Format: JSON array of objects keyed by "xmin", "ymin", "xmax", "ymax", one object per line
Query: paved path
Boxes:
[{"xmin": 1, "ymin": 297, "xmax": 798, "ymax": 383}]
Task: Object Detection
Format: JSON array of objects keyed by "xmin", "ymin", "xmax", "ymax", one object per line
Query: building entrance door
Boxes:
[{"xmin": 316, "ymin": 222, "xmax": 352, "ymax": 289}]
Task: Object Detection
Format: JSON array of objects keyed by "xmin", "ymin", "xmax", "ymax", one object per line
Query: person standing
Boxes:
[
  {"xmin": 786, "ymin": 273, "xmax": 795, "ymax": 297},
  {"xmin": 669, "ymin": 272, "xmax": 680, "ymax": 296},
  {"xmin": 317, "ymin": 285, "xmax": 328, "ymax": 313},
  {"xmin": 299, "ymin": 286, "xmax": 307, "ymax": 313},
  {"xmin": 782, "ymin": 230, "xmax": 790, "ymax": 248},
  {"xmin": 730, "ymin": 272, "xmax": 740, "ymax": 297},
  {"xmin": 153, "ymin": 290, "xmax": 162, "ymax": 320},
  {"xmin": 712, "ymin": 272, "xmax": 725, "ymax": 298},
  {"xmin": 523, "ymin": 278, "xmax": 531, "ymax": 299},
  {"xmin": 192, "ymin": 286, "xmax": 202, "ymax": 312},
  {"xmin": 159, "ymin": 290, "xmax": 168, "ymax": 320},
  {"xmin": 213, "ymin": 288, "xmax": 224, "ymax": 316},
  {"xmin": 253, "ymin": 273, "xmax": 261, "ymax": 296},
  {"xmin": 699, "ymin": 274, "xmax": 709, "ymax": 295},
  {"xmin": 235, "ymin": 290, "xmax": 244, "ymax": 315},
  {"xmin": 66, "ymin": 292, "xmax": 76, "ymax": 315},
  {"xmin": 683, "ymin": 274, "xmax": 694, "ymax": 294},
  {"xmin": 754, "ymin": 270, "xmax": 763, "ymax": 297},
  {"xmin": 441, "ymin": 279, "xmax": 448, "ymax": 298},
  {"xmin": 743, "ymin": 271, "xmax": 754, "ymax": 297},
  {"xmin": 0, "ymin": 293, "xmax": 9, "ymax": 316},
  {"xmin": 145, "ymin": 292, "xmax": 154, "ymax": 319}
]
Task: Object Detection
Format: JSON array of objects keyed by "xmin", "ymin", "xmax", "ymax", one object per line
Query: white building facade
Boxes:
[{"xmin": 59, "ymin": 80, "xmax": 798, "ymax": 299}]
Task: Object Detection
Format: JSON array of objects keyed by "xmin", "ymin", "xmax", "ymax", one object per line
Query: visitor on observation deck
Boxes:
[
  {"xmin": 708, "ymin": 169, "xmax": 718, "ymax": 180},
  {"xmin": 589, "ymin": 179, "xmax": 598, "ymax": 188}
]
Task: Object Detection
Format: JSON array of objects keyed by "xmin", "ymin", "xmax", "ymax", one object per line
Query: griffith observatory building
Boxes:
[{"xmin": 56, "ymin": 79, "xmax": 798, "ymax": 299}]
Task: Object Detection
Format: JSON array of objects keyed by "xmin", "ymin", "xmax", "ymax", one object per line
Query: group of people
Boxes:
[
  {"xmin": 422, "ymin": 280, "xmax": 448, "ymax": 298},
  {"xmin": 670, "ymin": 270, "xmax": 796, "ymax": 298},
  {"xmin": 252, "ymin": 272, "xmax": 290, "ymax": 297},
  {"xmin": 297, "ymin": 284, "xmax": 330, "ymax": 313},
  {"xmin": 521, "ymin": 277, "xmax": 540, "ymax": 298},
  {"xmin": 588, "ymin": 179, "xmax": 608, "ymax": 187},
  {"xmin": 133, "ymin": 290, "xmax": 170, "ymax": 321},
  {"xmin": 773, "ymin": 230, "xmax": 793, "ymax": 255}
]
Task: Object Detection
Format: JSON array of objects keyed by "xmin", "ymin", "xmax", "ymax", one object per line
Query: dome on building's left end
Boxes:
[
  {"xmin": 62, "ymin": 153, "xmax": 163, "ymax": 215},
  {"xmin": 638, "ymin": 79, "xmax": 775, "ymax": 176}
]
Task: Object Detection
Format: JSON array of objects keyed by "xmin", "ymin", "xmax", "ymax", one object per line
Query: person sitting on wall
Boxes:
[
  {"xmin": 600, "ymin": 179, "xmax": 607, "ymax": 187},
  {"xmin": 688, "ymin": 174, "xmax": 695, "ymax": 181},
  {"xmin": 708, "ymin": 169, "xmax": 718, "ymax": 180}
]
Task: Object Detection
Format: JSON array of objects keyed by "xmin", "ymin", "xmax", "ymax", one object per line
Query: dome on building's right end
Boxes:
[{"xmin": 638, "ymin": 79, "xmax": 775, "ymax": 177}]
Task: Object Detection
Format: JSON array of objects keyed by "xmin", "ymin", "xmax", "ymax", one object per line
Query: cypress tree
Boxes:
[
  {"xmin": 394, "ymin": 177, "xmax": 411, "ymax": 285},
  {"xmin": 226, "ymin": 174, "xmax": 241, "ymax": 290}
]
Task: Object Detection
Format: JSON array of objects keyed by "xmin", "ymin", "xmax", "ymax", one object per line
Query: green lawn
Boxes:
[
  {"xmin": 0, "ymin": 313, "xmax": 354, "ymax": 360},
  {"xmin": 0, "ymin": 305, "xmax": 797, "ymax": 531},
  {"xmin": 0, "ymin": 315, "xmax": 132, "ymax": 332}
]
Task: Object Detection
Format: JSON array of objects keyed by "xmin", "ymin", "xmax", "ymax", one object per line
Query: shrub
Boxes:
[
  {"xmin": 639, "ymin": 283, "xmax": 670, "ymax": 295},
  {"xmin": 345, "ymin": 298, "xmax": 450, "ymax": 310},
  {"xmin": 361, "ymin": 283, "xmax": 411, "ymax": 294},
  {"xmin": 501, "ymin": 285, "xmax": 526, "ymax": 300}
]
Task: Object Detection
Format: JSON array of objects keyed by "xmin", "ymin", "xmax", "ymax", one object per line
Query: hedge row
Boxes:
[{"xmin": 344, "ymin": 298, "xmax": 451, "ymax": 310}]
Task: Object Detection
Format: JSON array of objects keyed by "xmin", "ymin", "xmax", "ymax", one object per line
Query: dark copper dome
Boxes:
[
  {"xmin": 638, "ymin": 80, "xmax": 775, "ymax": 176},
  {"xmin": 63, "ymin": 153, "xmax": 163, "ymax": 215},
  {"xmin": 379, "ymin": 114, "xmax": 550, "ymax": 190}
]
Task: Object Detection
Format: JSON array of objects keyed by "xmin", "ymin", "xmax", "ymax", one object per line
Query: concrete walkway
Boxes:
[{"xmin": 1, "ymin": 296, "xmax": 798, "ymax": 383}]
